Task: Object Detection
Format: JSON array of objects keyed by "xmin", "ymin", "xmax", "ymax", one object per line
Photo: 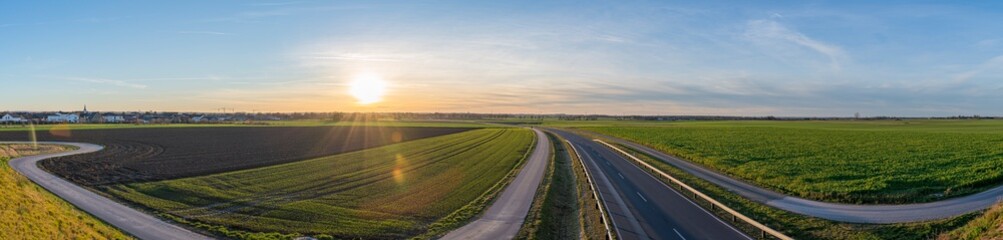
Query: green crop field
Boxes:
[
  {"xmin": 581, "ymin": 120, "xmax": 1003, "ymax": 204},
  {"xmin": 105, "ymin": 128, "xmax": 534, "ymax": 239}
]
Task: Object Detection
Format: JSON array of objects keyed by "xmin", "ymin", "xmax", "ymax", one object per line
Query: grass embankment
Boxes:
[
  {"xmin": 105, "ymin": 129, "xmax": 534, "ymax": 239},
  {"xmin": 562, "ymin": 133, "xmax": 611, "ymax": 239},
  {"xmin": 517, "ymin": 133, "xmax": 580, "ymax": 240},
  {"xmin": 584, "ymin": 120, "xmax": 1003, "ymax": 204},
  {"xmin": 0, "ymin": 144, "xmax": 130, "ymax": 240},
  {"xmin": 614, "ymin": 143, "xmax": 972, "ymax": 239},
  {"xmin": 940, "ymin": 203, "xmax": 1003, "ymax": 240}
]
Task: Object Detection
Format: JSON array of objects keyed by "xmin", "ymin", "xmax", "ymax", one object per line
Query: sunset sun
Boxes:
[{"xmin": 348, "ymin": 73, "xmax": 387, "ymax": 105}]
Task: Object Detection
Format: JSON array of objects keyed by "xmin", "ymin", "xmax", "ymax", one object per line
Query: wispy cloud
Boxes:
[
  {"xmin": 62, "ymin": 77, "xmax": 148, "ymax": 89},
  {"xmin": 177, "ymin": 31, "xmax": 230, "ymax": 35},
  {"xmin": 247, "ymin": 1, "xmax": 302, "ymax": 7},
  {"xmin": 952, "ymin": 54, "xmax": 1003, "ymax": 83},
  {"xmin": 0, "ymin": 22, "xmax": 46, "ymax": 28},
  {"xmin": 74, "ymin": 16, "xmax": 127, "ymax": 23},
  {"xmin": 745, "ymin": 19, "xmax": 849, "ymax": 70},
  {"xmin": 302, "ymin": 52, "xmax": 408, "ymax": 62},
  {"xmin": 204, "ymin": 5, "xmax": 371, "ymax": 23}
]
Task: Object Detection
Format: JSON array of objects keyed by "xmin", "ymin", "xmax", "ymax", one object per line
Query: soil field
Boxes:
[
  {"xmin": 107, "ymin": 128, "xmax": 535, "ymax": 239},
  {"xmin": 0, "ymin": 126, "xmax": 471, "ymax": 186}
]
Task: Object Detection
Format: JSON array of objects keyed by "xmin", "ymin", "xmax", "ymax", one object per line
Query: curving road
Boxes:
[
  {"xmin": 4, "ymin": 141, "xmax": 212, "ymax": 240},
  {"xmin": 550, "ymin": 129, "xmax": 751, "ymax": 240},
  {"xmin": 441, "ymin": 128, "xmax": 551, "ymax": 240},
  {"xmin": 595, "ymin": 134, "xmax": 1003, "ymax": 224}
]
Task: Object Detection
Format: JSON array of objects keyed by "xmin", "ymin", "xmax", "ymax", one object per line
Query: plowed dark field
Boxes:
[{"xmin": 0, "ymin": 127, "xmax": 471, "ymax": 186}]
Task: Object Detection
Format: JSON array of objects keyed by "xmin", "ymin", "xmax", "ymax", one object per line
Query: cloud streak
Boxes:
[
  {"xmin": 177, "ymin": 31, "xmax": 230, "ymax": 35},
  {"xmin": 63, "ymin": 77, "xmax": 148, "ymax": 89},
  {"xmin": 745, "ymin": 19, "xmax": 849, "ymax": 70},
  {"xmin": 952, "ymin": 54, "xmax": 1003, "ymax": 83}
]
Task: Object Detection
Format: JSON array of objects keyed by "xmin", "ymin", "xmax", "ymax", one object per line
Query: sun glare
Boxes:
[{"xmin": 348, "ymin": 73, "xmax": 387, "ymax": 105}]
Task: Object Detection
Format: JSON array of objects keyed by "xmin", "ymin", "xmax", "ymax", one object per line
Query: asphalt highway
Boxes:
[
  {"xmin": 601, "ymin": 134, "xmax": 1003, "ymax": 223},
  {"xmin": 441, "ymin": 128, "xmax": 551, "ymax": 240},
  {"xmin": 5, "ymin": 141, "xmax": 211, "ymax": 240},
  {"xmin": 548, "ymin": 130, "xmax": 751, "ymax": 240}
]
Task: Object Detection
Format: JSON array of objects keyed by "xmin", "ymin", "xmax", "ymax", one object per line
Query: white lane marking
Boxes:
[
  {"xmin": 636, "ymin": 192, "xmax": 648, "ymax": 202},
  {"xmin": 618, "ymin": 173, "xmax": 624, "ymax": 179},
  {"xmin": 613, "ymin": 148, "xmax": 753, "ymax": 240},
  {"xmin": 674, "ymin": 228, "xmax": 687, "ymax": 240}
]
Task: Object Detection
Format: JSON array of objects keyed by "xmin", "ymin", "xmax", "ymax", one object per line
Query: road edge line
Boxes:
[
  {"xmin": 594, "ymin": 139, "xmax": 793, "ymax": 240},
  {"xmin": 564, "ymin": 138, "xmax": 617, "ymax": 240}
]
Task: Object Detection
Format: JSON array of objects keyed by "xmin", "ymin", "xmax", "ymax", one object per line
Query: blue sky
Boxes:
[{"xmin": 2, "ymin": 1, "xmax": 1002, "ymax": 116}]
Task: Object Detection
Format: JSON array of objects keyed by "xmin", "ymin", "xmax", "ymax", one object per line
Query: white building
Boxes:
[
  {"xmin": 0, "ymin": 114, "xmax": 27, "ymax": 123},
  {"xmin": 103, "ymin": 115, "xmax": 125, "ymax": 123},
  {"xmin": 46, "ymin": 113, "xmax": 80, "ymax": 123}
]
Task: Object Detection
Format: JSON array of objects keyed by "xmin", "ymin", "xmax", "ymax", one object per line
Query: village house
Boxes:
[
  {"xmin": 0, "ymin": 114, "xmax": 27, "ymax": 123},
  {"xmin": 46, "ymin": 113, "xmax": 80, "ymax": 123},
  {"xmin": 103, "ymin": 114, "xmax": 126, "ymax": 123}
]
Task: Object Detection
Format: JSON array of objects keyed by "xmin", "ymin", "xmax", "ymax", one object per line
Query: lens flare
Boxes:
[
  {"xmin": 29, "ymin": 122, "xmax": 37, "ymax": 150},
  {"xmin": 393, "ymin": 153, "xmax": 407, "ymax": 184}
]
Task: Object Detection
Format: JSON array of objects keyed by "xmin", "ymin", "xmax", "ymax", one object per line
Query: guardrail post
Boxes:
[{"xmin": 564, "ymin": 139, "xmax": 616, "ymax": 240}]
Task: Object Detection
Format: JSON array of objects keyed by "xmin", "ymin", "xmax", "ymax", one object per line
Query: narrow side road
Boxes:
[
  {"xmin": 598, "ymin": 134, "xmax": 1003, "ymax": 223},
  {"xmin": 4, "ymin": 141, "xmax": 212, "ymax": 240},
  {"xmin": 441, "ymin": 128, "xmax": 551, "ymax": 240}
]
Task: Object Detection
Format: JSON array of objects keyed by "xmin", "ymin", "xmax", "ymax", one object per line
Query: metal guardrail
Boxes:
[
  {"xmin": 565, "ymin": 140, "xmax": 616, "ymax": 240},
  {"xmin": 594, "ymin": 139, "xmax": 794, "ymax": 240}
]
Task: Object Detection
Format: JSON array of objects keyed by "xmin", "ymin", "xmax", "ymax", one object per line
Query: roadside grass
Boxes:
[
  {"xmin": 582, "ymin": 119, "xmax": 1003, "ymax": 204},
  {"xmin": 613, "ymin": 143, "xmax": 974, "ymax": 239},
  {"xmin": 517, "ymin": 132, "xmax": 580, "ymax": 240},
  {"xmin": 0, "ymin": 144, "xmax": 130, "ymax": 240},
  {"xmin": 104, "ymin": 128, "xmax": 535, "ymax": 239},
  {"xmin": 563, "ymin": 135, "xmax": 611, "ymax": 240},
  {"xmin": 939, "ymin": 203, "xmax": 1003, "ymax": 239}
]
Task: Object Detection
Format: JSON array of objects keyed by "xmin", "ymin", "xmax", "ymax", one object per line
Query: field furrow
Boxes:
[{"xmin": 106, "ymin": 128, "xmax": 535, "ymax": 239}]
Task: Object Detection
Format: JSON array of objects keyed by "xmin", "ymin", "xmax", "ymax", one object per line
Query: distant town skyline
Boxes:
[{"xmin": 3, "ymin": 1, "xmax": 1003, "ymax": 117}]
